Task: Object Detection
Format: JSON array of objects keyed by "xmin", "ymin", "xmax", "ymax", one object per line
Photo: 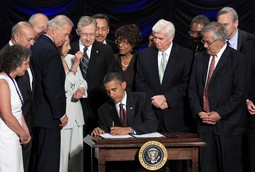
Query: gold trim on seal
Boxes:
[{"xmin": 138, "ymin": 141, "xmax": 168, "ymax": 171}]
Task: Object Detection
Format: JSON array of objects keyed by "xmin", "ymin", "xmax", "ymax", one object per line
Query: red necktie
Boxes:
[
  {"xmin": 203, "ymin": 55, "xmax": 216, "ymax": 112},
  {"xmin": 119, "ymin": 103, "xmax": 127, "ymax": 127}
]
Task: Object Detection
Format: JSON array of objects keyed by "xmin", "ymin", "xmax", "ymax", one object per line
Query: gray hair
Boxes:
[
  {"xmin": 77, "ymin": 16, "xmax": 97, "ymax": 29},
  {"xmin": 0, "ymin": 44, "xmax": 31, "ymax": 74},
  {"xmin": 11, "ymin": 21, "xmax": 33, "ymax": 37},
  {"xmin": 48, "ymin": 15, "xmax": 73, "ymax": 30},
  {"xmin": 217, "ymin": 7, "xmax": 238, "ymax": 22},
  {"xmin": 152, "ymin": 19, "xmax": 175, "ymax": 37},
  {"xmin": 201, "ymin": 22, "xmax": 227, "ymax": 41}
]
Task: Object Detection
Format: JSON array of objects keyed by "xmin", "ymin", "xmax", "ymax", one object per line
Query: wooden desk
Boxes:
[{"xmin": 84, "ymin": 133, "xmax": 206, "ymax": 172}]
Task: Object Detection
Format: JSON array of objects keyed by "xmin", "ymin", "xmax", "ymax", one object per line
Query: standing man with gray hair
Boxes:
[
  {"xmin": 31, "ymin": 15, "xmax": 73, "ymax": 172},
  {"xmin": 189, "ymin": 22, "xmax": 248, "ymax": 172},
  {"xmin": 135, "ymin": 19, "xmax": 193, "ymax": 171},
  {"xmin": 217, "ymin": 7, "xmax": 255, "ymax": 51},
  {"xmin": 70, "ymin": 15, "xmax": 117, "ymax": 172},
  {"xmin": 70, "ymin": 16, "xmax": 117, "ymax": 135}
]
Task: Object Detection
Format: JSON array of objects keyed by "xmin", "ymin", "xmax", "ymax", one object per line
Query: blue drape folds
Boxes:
[{"xmin": 1, "ymin": 0, "xmax": 254, "ymax": 49}]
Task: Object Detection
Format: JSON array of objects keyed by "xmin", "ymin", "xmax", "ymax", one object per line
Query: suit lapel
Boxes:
[
  {"xmin": 86, "ymin": 42, "xmax": 99, "ymax": 77},
  {"xmin": 150, "ymin": 48, "xmax": 161, "ymax": 87},
  {"xmin": 109, "ymin": 101, "xmax": 122, "ymax": 126},
  {"xmin": 126, "ymin": 93, "xmax": 135, "ymax": 125},
  {"xmin": 202, "ymin": 54, "xmax": 210, "ymax": 85},
  {"xmin": 211, "ymin": 47, "xmax": 229, "ymax": 80}
]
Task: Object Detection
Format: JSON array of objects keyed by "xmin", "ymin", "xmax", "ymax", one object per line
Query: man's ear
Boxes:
[
  {"xmin": 121, "ymin": 81, "xmax": 127, "ymax": 90},
  {"xmin": 76, "ymin": 29, "xmax": 79, "ymax": 36},
  {"xmin": 13, "ymin": 34, "xmax": 19, "ymax": 43}
]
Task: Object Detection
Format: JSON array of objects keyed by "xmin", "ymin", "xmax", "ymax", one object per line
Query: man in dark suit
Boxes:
[
  {"xmin": 91, "ymin": 72, "xmax": 158, "ymax": 136},
  {"xmin": 189, "ymin": 22, "xmax": 248, "ymax": 172},
  {"xmin": 217, "ymin": 7, "xmax": 255, "ymax": 172},
  {"xmin": 188, "ymin": 15, "xmax": 210, "ymax": 57},
  {"xmin": 30, "ymin": 15, "xmax": 72, "ymax": 172},
  {"xmin": 70, "ymin": 16, "xmax": 117, "ymax": 135},
  {"xmin": 135, "ymin": 19, "xmax": 193, "ymax": 172},
  {"xmin": 136, "ymin": 19, "xmax": 193, "ymax": 133},
  {"xmin": 217, "ymin": 7, "xmax": 255, "ymax": 52},
  {"xmin": 92, "ymin": 13, "xmax": 118, "ymax": 54},
  {"xmin": 244, "ymin": 39, "xmax": 255, "ymax": 172},
  {"xmin": 0, "ymin": 21, "xmax": 35, "ymax": 172}
]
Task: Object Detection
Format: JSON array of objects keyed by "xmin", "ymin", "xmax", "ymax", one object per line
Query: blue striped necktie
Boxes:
[{"xmin": 81, "ymin": 46, "xmax": 89, "ymax": 79}]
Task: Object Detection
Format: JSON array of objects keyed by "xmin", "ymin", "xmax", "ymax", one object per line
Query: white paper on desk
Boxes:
[
  {"xmin": 100, "ymin": 133, "xmax": 133, "ymax": 139},
  {"xmin": 133, "ymin": 132, "xmax": 165, "ymax": 138}
]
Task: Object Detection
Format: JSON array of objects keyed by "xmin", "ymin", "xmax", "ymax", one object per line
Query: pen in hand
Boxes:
[{"xmin": 112, "ymin": 121, "xmax": 114, "ymax": 127}]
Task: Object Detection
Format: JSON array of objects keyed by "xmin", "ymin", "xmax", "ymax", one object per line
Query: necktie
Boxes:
[
  {"xmin": 119, "ymin": 103, "xmax": 127, "ymax": 127},
  {"xmin": 159, "ymin": 52, "xmax": 167, "ymax": 84},
  {"xmin": 80, "ymin": 46, "xmax": 89, "ymax": 79},
  {"xmin": 203, "ymin": 55, "xmax": 216, "ymax": 112},
  {"xmin": 226, "ymin": 40, "xmax": 231, "ymax": 47}
]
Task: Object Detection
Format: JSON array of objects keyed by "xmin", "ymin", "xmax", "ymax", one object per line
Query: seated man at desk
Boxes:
[{"xmin": 91, "ymin": 72, "xmax": 158, "ymax": 136}]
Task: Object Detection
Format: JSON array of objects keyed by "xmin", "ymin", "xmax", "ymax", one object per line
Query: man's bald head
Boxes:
[
  {"xmin": 29, "ymin": 13, "xmax": 49, "ymax": 39},
  {"xmin": 11, "ymin": 21, "xmax": 35, "ymax": 48}
]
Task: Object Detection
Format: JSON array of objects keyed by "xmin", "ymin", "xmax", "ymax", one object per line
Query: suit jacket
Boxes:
[
  {"xmin": 31, "ymin": 35, "xmax": 66, "ymax": 128},
  {"xmin": 237, "ymin": 29, "xmax": 255, "ymax": 53},
  {"xmin": 70, "ymin": 40, "xmax": 117, "ymax": 132},
  {"xmin": 243, "ymin": 39, "xmax": 255, "ymax": 127},
  {"xmin": 189, "ymin": 46, "xmax": 248, "ymax": 135},
  {"xmin": 135, "ymin": 43, "xmax": 193, "ymax": 132},
  {"xmin": 106, "ymin": 39, "xmax": 118, "ymax": 54},
  {"xmin": 63, "ymin": 54, "xmax": 87, "ymax": 129},
  {"xmin": 98, "ymin": 92, "xmax": 158, "ymax": 134}
]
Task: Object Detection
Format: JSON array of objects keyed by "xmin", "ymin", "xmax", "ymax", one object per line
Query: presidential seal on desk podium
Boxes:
[{"xmin": 138, "ymin": 141, "xmax": 168, "ymax": 171}]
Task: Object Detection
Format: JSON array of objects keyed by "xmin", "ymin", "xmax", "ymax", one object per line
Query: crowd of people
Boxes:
[{"xmin": 0, "ymin": 6, "xmax": 255, "ymax": 172}]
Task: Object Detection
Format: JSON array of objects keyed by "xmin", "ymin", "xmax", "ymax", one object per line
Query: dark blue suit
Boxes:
[
  {"xmin": 31, "ymin": 35, "xmax": 66, "ymax": 172},
  {"xmin": 70, "ymin": 40, "xmax": 117, "ymax": 134},
  {"xmin": 136, "ymin": 44, "xmax": 193, "ymax": 132},
  {"xmin": 98, "ymin": 92, "xmax": 158, "ymax": 134},
  {"xmin": 189, "ymin": 46, "xmax": 248, "ymax": 172}
]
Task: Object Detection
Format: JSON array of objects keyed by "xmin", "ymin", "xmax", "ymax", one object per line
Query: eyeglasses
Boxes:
[
  {"xmin": 188, "ymin": 31, "xmax": 201, "ymax": 36},
  {"xmin": 201, "ymin": 39, "xmax": 218, "ymax": 46},
  {"xmin": 115, "ymin": 39, "xmax": 129, "ymax": 47},
  {"xmin": 79, "ymin": 33, "xmax": 95, "ymax": 38}
]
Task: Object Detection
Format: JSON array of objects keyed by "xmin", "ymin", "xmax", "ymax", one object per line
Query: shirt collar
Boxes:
[{"xmin": 228, "ymin": 29, "xmax": 238, "ymax": 50}]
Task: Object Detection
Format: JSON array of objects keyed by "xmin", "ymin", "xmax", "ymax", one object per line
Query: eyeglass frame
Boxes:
[
  {"xmin": 115, "ymin": 39, "xmax": 130, "ymax": 46},
  {"xmin": 201, "ymin": 39, "xmax": 219, "ymax": 46},
  {"xmin": 188, "ymin": 31, "xmax": 202, "ymax": 36},
  {"xmin": 79, "ymin": 33, "xmax": 96, "ymax": 38}
]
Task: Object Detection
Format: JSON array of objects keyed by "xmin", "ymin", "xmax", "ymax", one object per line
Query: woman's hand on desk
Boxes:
[{"xmin": 91, "ymin": 127, "xmax": 105, "ymax": 136}]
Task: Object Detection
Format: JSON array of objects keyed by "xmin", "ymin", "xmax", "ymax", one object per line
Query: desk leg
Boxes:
[
  {"xmin": 98, "ymin": 149, "xmax": 106, "ymax": 172},
  {"xmin": 90, "ymin": 147, "xmax": 94, "ymax": 172},
  {"xmin": 192, "ymin": 148, "xmax": 199, "ymax": 172},
  {"xmin": 98, "ymin": 164, "xmax": 106, "ymax": 172}
]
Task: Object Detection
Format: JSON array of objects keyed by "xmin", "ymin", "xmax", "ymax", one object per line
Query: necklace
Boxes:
[
  {"xmin": 121, "ymin": 55, "xmax": 132, "ymax": 67},
  {"xmin": 121, "ymin": 61, "xmax": 129, "ymax": 67},
  {"xmin": 6, "ymin": 73, "xmax": 24, "ymax": 105}
]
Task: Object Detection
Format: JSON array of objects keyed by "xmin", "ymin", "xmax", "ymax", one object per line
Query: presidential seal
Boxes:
[{"xmin": 138, "ymin": 141, "xmax": 168, "ymax": 171}]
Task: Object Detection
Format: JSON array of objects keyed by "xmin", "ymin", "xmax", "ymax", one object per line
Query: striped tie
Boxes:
[{"xmin": 81, "ymin": 46, "xmax": 89, "ymax": 79}]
